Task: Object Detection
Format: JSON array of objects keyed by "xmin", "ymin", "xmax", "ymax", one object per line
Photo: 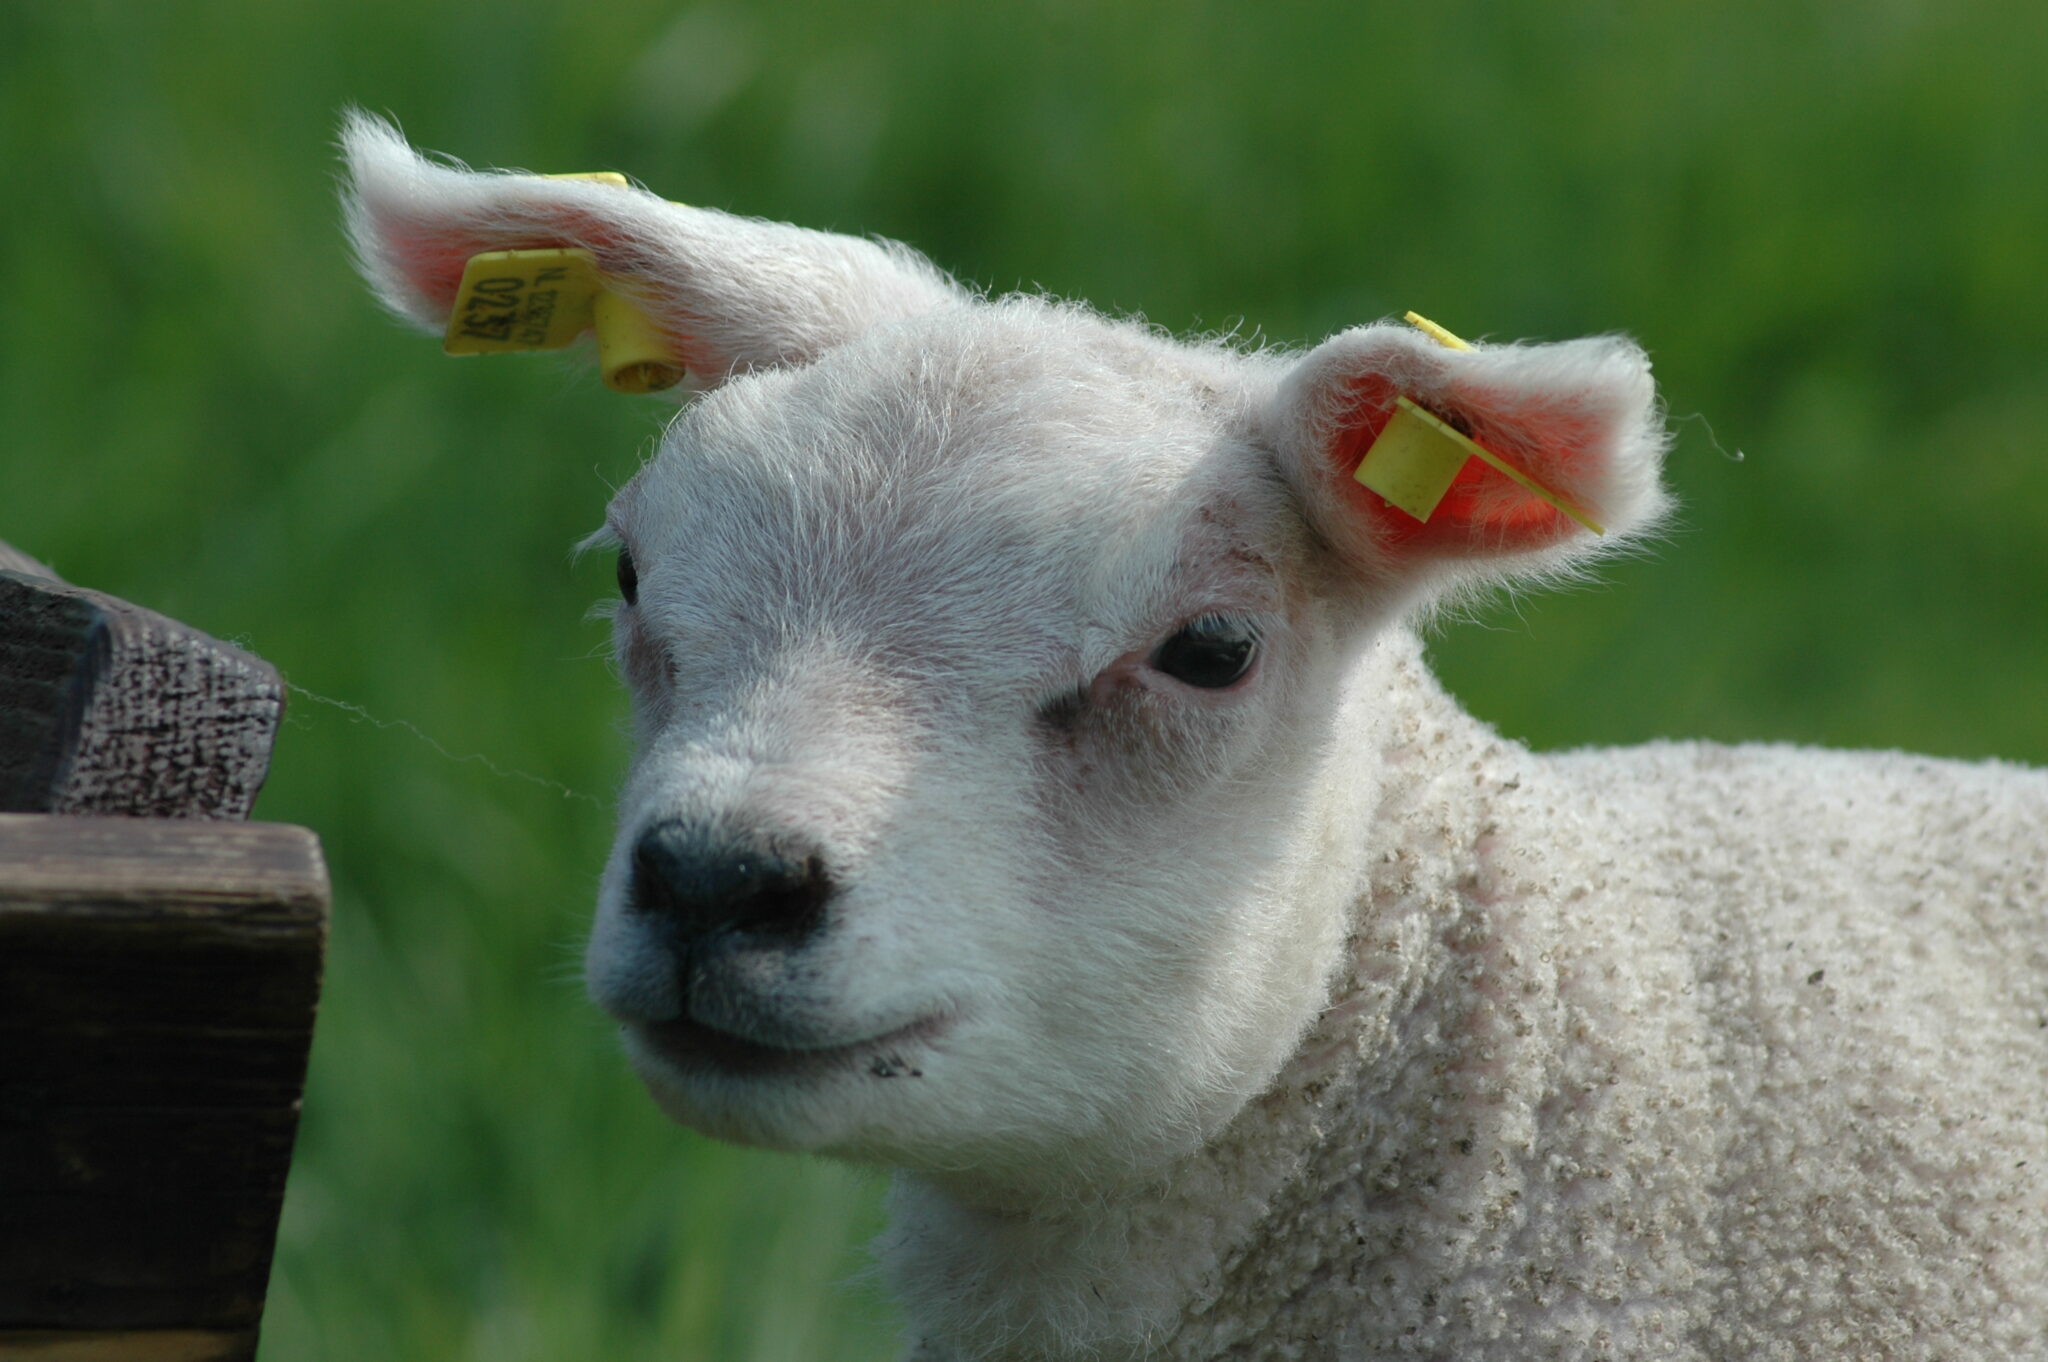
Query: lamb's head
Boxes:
[{"xmin": 344, "ymin": 116, "xmax": 1668, "ymax": 1198}]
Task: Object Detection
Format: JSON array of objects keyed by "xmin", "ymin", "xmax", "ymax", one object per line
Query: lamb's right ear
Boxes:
[
  {"xmin": 340, "ymin": 112, "xmax": 960, "ymax": 393},
  {"xmin": 1267, "ymin": 320, "xmax": 1670, "ymax": 595}
]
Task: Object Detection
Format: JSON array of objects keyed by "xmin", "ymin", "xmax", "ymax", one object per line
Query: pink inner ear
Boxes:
[
  {"xmin": 380, "ymin": 206, "xmax": 633, "ymax": 310},
  {"xmin": 375, "ymin": 206, "xmax": 713, "ymax": 375},
  {"xmin": 383, "ymin": 225, "xmax": 480, "ymax": 313},
  {"xmin": 1327, "ymin": 374, "xmax": 1576, "ymax": 553}
]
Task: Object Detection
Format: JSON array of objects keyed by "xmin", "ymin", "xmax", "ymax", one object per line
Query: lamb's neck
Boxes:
[{"xmin": 881, "ymin": 632, "xmax": 1525, "ymax": 1362}]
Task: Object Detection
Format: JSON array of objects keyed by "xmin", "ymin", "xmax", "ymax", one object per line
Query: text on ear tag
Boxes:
[
  {"xmin": 445, "ymin": 248, "xmax": 603, "ymax": 354},
  {"xmin": 443, "ymin": 242, "xmax": 683, "ymax": 393}
]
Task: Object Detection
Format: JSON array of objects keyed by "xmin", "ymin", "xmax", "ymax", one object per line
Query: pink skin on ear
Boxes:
[{"xmin": 1324, "ymin": 372, "xmax": 1591, "ymax": 555}]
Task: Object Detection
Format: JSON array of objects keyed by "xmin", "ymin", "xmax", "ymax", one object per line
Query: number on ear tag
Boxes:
[{"xmin": 443, "ymin": 245, "xmax": 684, "ymax": 394}]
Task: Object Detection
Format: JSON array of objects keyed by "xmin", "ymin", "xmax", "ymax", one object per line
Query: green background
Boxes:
[{"xmin": 5, "ymin": 3, "xmax": 2044, "ymax": 1358}]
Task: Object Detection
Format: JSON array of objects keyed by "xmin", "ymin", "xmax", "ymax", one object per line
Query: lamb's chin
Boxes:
[
  {"xmin": 617, "ymin": 1014, "xmax": 949, "ymax": 1146},
  {"xmin": 629, "ymin": 1012, "xmax": 949, "ymax": 1081}
]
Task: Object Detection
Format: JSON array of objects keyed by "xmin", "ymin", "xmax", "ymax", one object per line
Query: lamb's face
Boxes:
[
  {"xmin": 583, "ymin": 310, "xmax": 1361, "ymax": 1189},
  {"xmin": 341, "ymin": 117, "xmax": 1668, "ymax": 1194}
]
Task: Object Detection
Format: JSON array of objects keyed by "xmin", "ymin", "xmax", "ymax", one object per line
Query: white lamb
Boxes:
[{"xmin": 342, "ymin": 115, "xmax": 2048, "ymax": 1361}]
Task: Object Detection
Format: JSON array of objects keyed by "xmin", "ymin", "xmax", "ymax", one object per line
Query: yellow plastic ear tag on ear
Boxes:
[
  {"xmin": 589, "ymin": 288, "xmax": 684, "ymax": 394},
  {"xmin": 445, "ymin": 248, "xmax": 602, "ymax": 354},
  {"xmin": 1349, "ymin": 312, "xmax": 1604, "ymax": 534},
  {"xmin": 552, "ymin": 171, "xmax": 631, "ymax": 188},
  {"xmin": 444, "ymin": 248, "xmax": 683, "ymax": 393},
  {"xmin": 1352, "ymin": 397, "xmax": 1475, "ymax": 522},
  {"xmin": 442, "ymin": 171, "xmax": 683, "ymax": 394},
  {"xmin": 1402, "ymin": 310, "xmax": 1472, "ymax": 351}
]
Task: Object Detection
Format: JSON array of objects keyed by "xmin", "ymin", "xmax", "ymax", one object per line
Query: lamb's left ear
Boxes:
[
  {"xmin": 340, "ymin": 112, "xmax": 960, "ymax": 393},
  {"xmin": 1269, "ymin": 322, "xmax": 1669, "ymax": 587}
]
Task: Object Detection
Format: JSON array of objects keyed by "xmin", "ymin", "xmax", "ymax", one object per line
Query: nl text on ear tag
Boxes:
[
  {"xmin": 443, "ymin": 248, "xmax": 684, "ymax": 393},
  {"xmin": 445, "ymin": 248, "xmax": 601, "ymax": 355},
  {"xmin": 442, "ymin": 169, "xmax": 683, "ymax": 394},
  {"xmin": 1350, "ymin": 313, "xmax": 1605, "ymax": 534}
]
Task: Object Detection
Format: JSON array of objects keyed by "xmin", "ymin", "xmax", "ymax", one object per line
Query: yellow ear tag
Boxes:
[
  {"xmin": 441, "ymin": 172, "xmax": 684, "ymax": 394},
  {"xmin": 1352, "ymin": 397, "xmax": 1475, "ymax": 522},
  {"xmin": 1350, "ymin": 312, "xmax": 1604, "ymax": 535},
  {"xmin": 1401, "ymin": 310, "xmax": 1472, "ymax": 351}
]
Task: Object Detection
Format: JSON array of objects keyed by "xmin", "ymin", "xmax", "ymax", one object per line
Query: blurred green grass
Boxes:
[{"xmin": 3, "ymin": 2, "xmax": 2043, "ymax": 1359}]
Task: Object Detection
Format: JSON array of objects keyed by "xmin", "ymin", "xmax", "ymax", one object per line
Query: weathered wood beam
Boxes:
[
  {"xmin": 0, "ymin": 815, "xmax": 329, "ymax": 1360},
  {"xmin": 0, "ymin": 1328, "xmax": 252, "ymax": 1362},
  {"xmin": 0, "ymin": 544, "xmax": 283, "ymax": 820}
]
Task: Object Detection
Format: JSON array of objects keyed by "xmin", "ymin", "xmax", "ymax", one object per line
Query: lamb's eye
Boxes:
[
  {"xmin": 1152, "ymin": 617, "xmax": 1259, "ymax": 690},
  {"xmin": 617, "ymin": 548, "xmax": 639, "ymax": 607}
]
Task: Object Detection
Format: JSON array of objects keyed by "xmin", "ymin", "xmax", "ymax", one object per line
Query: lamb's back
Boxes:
[{"xmin": 1536, "ymin": 741, "xmax": 2048, "ymax": 1357}]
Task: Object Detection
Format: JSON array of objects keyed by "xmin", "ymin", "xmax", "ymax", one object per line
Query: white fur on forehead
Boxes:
[
  {"xmin": 615, "ymin": 299, "xmax": 1290, "ymax": 668},
  {"xmin": 635, "ymin": 297, "xmax": 1256, "ymax": 507}
]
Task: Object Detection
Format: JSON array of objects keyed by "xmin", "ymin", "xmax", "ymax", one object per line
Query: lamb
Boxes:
[{"xmin": 341, "ymin": 114, "xmax": 2048, "ymax": 1361}]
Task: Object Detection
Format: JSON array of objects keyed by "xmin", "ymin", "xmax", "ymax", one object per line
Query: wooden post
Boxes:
[
  {"xmin": 0, "ymin": 557, "xmax": 282, "ymax": 821},
  {"xmin": 0, "ymin": 542, "xmax": 328, "ymax": 1362}
]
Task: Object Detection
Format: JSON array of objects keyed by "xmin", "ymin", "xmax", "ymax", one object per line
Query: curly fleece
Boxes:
[
  {"xmin": 891, "ymin": 633, "xmax": 2048, "ymax": 1360},
  {"xmin": 339, "ymin": 117, "xmax": 2047, "ymax": 1361}
]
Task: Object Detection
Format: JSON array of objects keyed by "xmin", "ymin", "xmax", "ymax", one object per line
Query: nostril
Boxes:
[
  {"xmin": 631, "ymin": 821, "xmax": 832, "ymax": 943},
  {"xmin": 738, "ymin": 858, "xmax": 830, "ymax": 937}
]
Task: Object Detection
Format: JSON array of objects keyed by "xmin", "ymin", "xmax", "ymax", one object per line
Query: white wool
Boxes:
[
  {"xmin": 887, "ymin": 640, "xmax": 2048, "ymax": 1359},
  {"xmin": 343, "ymin": 117, "xmax": 2047, "ymax": 1361}
]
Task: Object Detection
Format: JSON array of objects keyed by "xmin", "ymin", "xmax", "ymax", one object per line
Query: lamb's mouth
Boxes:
[{"xmin": 633, "ymin": 1011, "xmax": 948, "ymax": 1080}]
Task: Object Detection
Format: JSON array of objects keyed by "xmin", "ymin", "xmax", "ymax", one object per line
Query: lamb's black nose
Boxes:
[{"xmin": 630, "ymin": 820, "xmax": 831, "ymax": 945}]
